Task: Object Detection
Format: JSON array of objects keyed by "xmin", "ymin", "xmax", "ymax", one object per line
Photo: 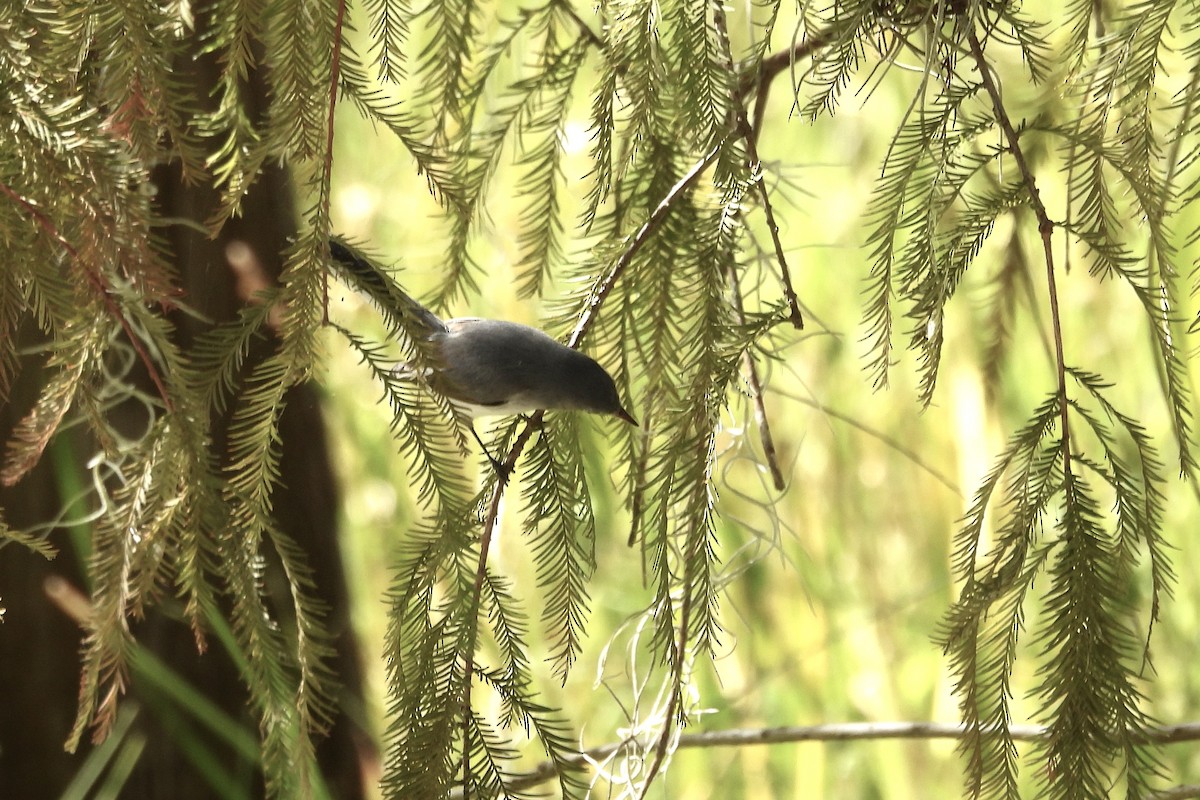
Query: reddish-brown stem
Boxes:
[
  {"xmin": 715, "ymin": 8, "xmax": 791, "ymax": 488},
  {"xmin": 739, "ymin": 122, "xmax": 804, "ymax": 329},
  {"xmin": 457, "ymin": 136, "xmax": 717, "ymax": 793},
  {"xmin": 715, "ymin": 2, "xmax": 804, "ymax": 330},
  {"xmin": 0, "ymin": 181, "xmax": 173, "ymax": 412},
  {"xmin": 736, "ymin": 34, "xmax": 830, "ymax": 104}
]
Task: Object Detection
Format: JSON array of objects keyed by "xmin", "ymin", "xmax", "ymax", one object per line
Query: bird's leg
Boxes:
[{"xmin": 469, "ymin": 423, "xmax": 510, "ymax": 482}]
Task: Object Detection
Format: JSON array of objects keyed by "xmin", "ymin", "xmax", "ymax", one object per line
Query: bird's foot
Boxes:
[{"xmin": 487, "ymin": 455, "xmax": 511, "ymax": 484}]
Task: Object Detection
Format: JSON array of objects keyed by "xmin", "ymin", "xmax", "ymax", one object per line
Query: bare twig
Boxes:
[
  {"xmin": 320, "ymin": 0, "xmax": 349, "ymax": 326},
  {"xmin": 43, "ymin": 578, "xmax": 1200, "ymax": 800},
  {"xmin": 559, "ymin": 1, "xmax": 605, "ymax": 51},
  {"xmin": 735, "ymin": 35, "xmax": 831, "ymax": 105},
  {"xmin": 635, "ymin": 378, "xmax": 736, "ymax": 797},
  {"xmin": 458, "ymin": 140, "xmax": 724, "ymax": 791},
  {"xmin": 569, "ymin": 143, "xmax": 724, "ymax": 349},
  {"xmin": 44, "ymin": 574, "xmax": 93, "ymax": 625},
  {"xmin": 461, "ymin": 125, "xmax": 726, "ymax": 796},
  {"xmin": 0, "ymin": 180, "xmax": 173, "ymax": 413},
  {"xmin": 458, "ymin": 147, "xmax": 724, "ymax": 791},
  {"xmin": 626, "ymin": 403, "xmax": 654, "ymax": 548},
  {"xmin": 632, "ymin": 428, "xmax": 708, "ymax": 789},
  {"xmin": 458, "ymin": 127, "xmax": 725, "ymax": 800},
  {"xmin": 714, "ymin": 6, "xmax": 795, "ymax": 488},
  {"xmin": 460, "ymin": 144, "xmax": 723, "ymax": 789},
  {"xmin": 714, "ymin": 3, "xmax": 803, "ymax": 331},
  {"xmin": 636, "ymin": 555, "xmax": 691, "ymax": 799},
  {"xmin": 461, "ymin": 466, "xmax": 509, "ymax": 794},
  {"xmin": 737, "ymin": 121, "xmax": 803, "ymax": 327},
  {"xmin": 1149, "ymin": 786, "xmax": 1200, "ymax": 800},
  {"xmin": 751, "ymin": 72, "xmax": 773, "ymax": 142},
  {"xmin": 564, "ymin": 0, "xmax": 827, "ymax": 109},
  {"xmin": 1090, "ymin": 0, "xmax": 1107, "ymax": 41},
  {"xmin": 557, "ymin": 1, "xmax": 828, "ymax": 339},
  {"xmin": 631, "ymin": 8, "xmax": 815, "ymax": 790},
  {"xmin": 457, "ymin": 15, "xmax": 835, "ymax": 791},
  {"xmin": 446, "ymin": 720, "xmax": 1200, "ymax": 797},
  {"xmin": 727, "ymin": 264, "xmax": 787, "ymax": 491},
  {"xmin": 966, "ymin": 26, "xmax": 1071, "ymax": 481}
]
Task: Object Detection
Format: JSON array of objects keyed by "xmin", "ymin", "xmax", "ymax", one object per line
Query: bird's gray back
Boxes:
[{"xmin": 433, "ymin": 319, "xmax": 581, "ymax": 408}]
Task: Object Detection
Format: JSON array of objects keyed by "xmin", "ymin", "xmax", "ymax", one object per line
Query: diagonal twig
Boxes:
[
  {"xmin": 966, "ymin": 26, "xmax": 1071, "ymax": 482},
  {"xmin": 0, "ymin": 180, "xmax": 173, "ymax": 413},
  {"xmin": 569, "ymin": 142, "xmax": 724, "ymax": 349},
  {"xmin": 727, "ymin": 264, "xmax": 787, "ymax": 491},
  {"xmin": 456, "ymin": 16, "xmax": 836, "ymax": 791},
  {"xmin": 319, "ymin": 0, "xmax": 349, "ymax": 326},
  {"xmin": 459, "ymin": 139, "xmax": 725, "ymax": 792}
]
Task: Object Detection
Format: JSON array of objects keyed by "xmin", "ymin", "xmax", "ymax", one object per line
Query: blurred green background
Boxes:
[{"xmin": 317, "ymin": 11, "xmax": 1200, "ymax": 799}]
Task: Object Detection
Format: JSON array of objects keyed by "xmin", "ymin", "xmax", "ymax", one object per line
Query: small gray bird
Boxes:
[{"xmin": 329, "ymin": 240, "xmax": 636, "ymax": 471}]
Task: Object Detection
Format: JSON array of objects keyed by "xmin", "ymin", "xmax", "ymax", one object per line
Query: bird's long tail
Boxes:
[{"xmin": 327, "ymin": 238, "xmax": 446, "ymax": 333}]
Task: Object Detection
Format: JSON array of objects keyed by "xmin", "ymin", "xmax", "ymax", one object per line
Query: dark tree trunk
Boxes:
[{"xmin": 0, "ymin": 11, "xmax": 371, "ymax": 800}]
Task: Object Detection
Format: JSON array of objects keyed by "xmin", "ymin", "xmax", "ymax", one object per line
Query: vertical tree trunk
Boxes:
[{"xmin": 0, "ymin": 11, "xmax": 371, "ymax": 799}]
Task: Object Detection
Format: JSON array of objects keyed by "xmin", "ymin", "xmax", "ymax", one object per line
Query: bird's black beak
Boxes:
[{"xmin": 615, "ymin": 407, "xmax": 638, "ymax": 427}]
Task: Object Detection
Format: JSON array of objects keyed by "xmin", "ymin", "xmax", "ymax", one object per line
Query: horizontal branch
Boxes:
[
  {"xmin": 456, "ymin": 720, "xmax": 1200, "ymax": 797},
  {"xmin": 1149, "ymin": 785, "xmax": 1200, "ymax": 800},
  {"xmin": 735, "ymin": 33, "xmax": 830, "ymax": 104}
]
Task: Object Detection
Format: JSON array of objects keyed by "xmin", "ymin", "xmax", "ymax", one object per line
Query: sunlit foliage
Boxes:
[{"xmin": 2, "ymin": 0, "xmax": 1200, "ymax": 797}]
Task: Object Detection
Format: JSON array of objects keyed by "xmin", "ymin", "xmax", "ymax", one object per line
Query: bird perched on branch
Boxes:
[{"xmin": 328, "ymin": 239, "xmax": 637, "ymax": 474}]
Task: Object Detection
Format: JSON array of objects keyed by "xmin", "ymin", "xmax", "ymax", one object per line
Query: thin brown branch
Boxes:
[
  {"xmin": 44, "ymin": 577, "xmax": 1200, "ymax": 799},
  {"xmin": 637, "ymin": 585, "xmax": 686, "ymax": 799},
  {"xmin": 0, "ymin": 180, "xmax": 173, "ymax": 413},
  {"xmin": 320, "ymin": 0, "xmax": 349, "ymax": 326},
  {"xmin": 727, "ymin": 264, "xmax": 786, "ymax": 491},
  {"xmin": 966, "ymin": 26, "xmax": 1071, "ymax": 481},
  {"xmin": 751, "ymin": 74, "xmax": 772, "ymax": 142},
  {"xmin": 458, "ymin": 720, "xmax": 1200, "ymax": 797},
  {"xmin": 44, "ymin": 574, "xmax": 93, "ymax": 625},
  {"xmin": 459, "ymin": 414, "xmax": 550, "ymax": 793},
  {"xmin": 712, "ymin": 2, "xmax": 791, "ymax": 490},
  {"xmin": 563, "ymin": 15, "xmax": 831, "ymax": 347},
  {"xmin": 632, "ymin": 10, "xmax": 815, "ymax": 791},
  {"xmin": 560, "ymin": 1, "xmax": 605, "ymax": 51},
  {"xmin": 457, "ymin": 14, "xmax": 833, "ymax": 790},
  {"xmin": 50, "ymin": 575, "xmax": 1200, "ymax": 798},
  {"xmin": 564, "ymin": 0, "xmax": 827, "ymax": 107},
  {"xmin": 714, "ymin": 5, "xmax": 803, "ymax": 331},
  {"xmin": 738, "ymin": 115, "xmax": 804, "ymax": 329},
  {"xmin": 461, "ymin": 488, "xmax": 496, "ymax": 792},
  {"xmin": 458, "ymin": 124, "xmax": 723, "ymax": 798},
  {"xmin": 636, "ymin": 677, "xmax": 677, "ymax": 795},
  {"xmin": 628, "ymin": 10, "xmax": 748, "ymax": 786},
  {"xmin": 736, "ymin": 34, "xmax": 831, "ymax": 104},
  {"xmin": 1149, "ymin": 786, "xmax": 1200, "ymax": 800},
  {"xmin": 626, "ymin": 409, "xmax": 653, "ymax": 547},
  {"xmin": 569, "ymin": 142, "xmax": 723, "ymax": 349}
]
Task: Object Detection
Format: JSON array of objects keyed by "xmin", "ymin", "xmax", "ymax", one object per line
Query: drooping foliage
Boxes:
[{"xmin": 2, "ymin": 0, "xmax": 1198, "ymax": 797}]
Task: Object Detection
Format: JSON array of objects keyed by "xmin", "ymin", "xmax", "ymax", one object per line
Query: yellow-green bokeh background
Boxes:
[{"xmin": 319, "ymin": 11, "xmax": 1200, "ymax": 797}]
